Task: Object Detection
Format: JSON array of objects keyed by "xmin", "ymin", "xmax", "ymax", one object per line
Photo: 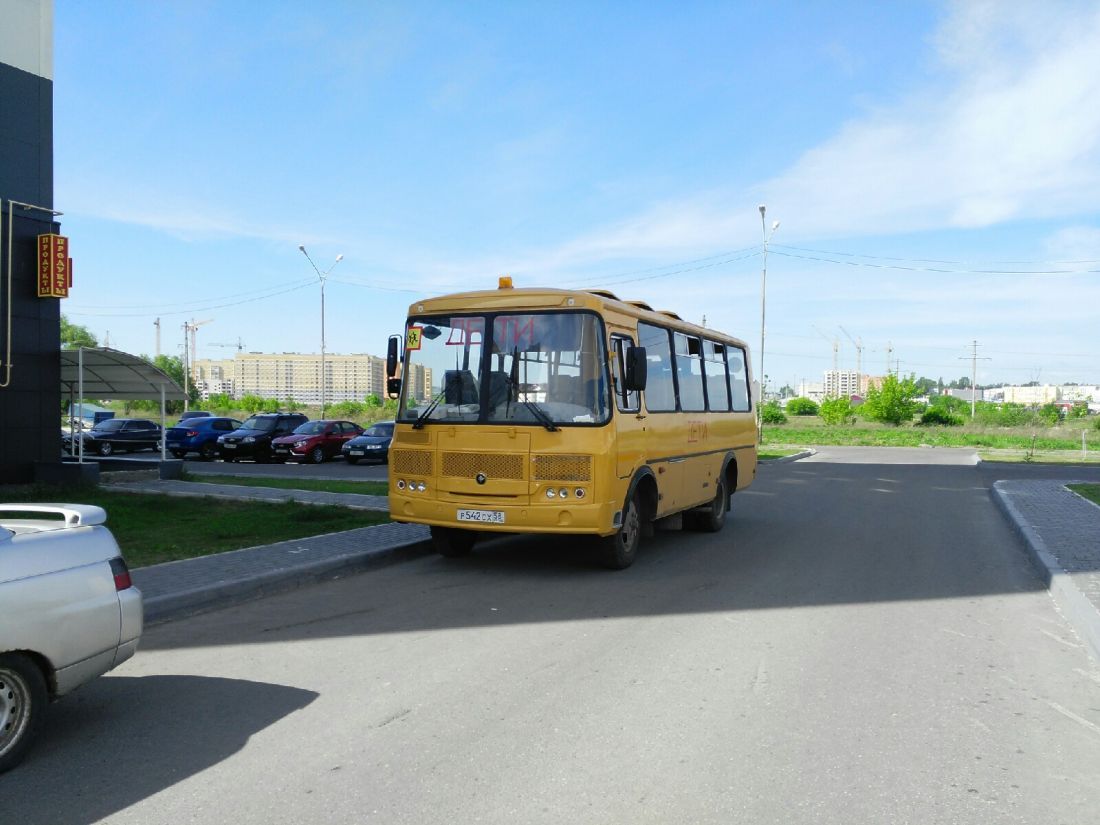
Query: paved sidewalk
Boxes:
[
  {"xmin": 993, "ymin": 479, "xmax": 1100, "ymax": 662},
  {"xmin": 113, "ymin": 479, "xmax": 430, "ymax": 624}
]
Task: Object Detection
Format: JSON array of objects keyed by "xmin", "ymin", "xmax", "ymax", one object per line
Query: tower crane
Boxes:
[{"xmin": 838, "ymin": 326, "xmax": 863, "ymax": 379}]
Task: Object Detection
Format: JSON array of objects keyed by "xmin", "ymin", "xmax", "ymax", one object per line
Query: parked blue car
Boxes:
[{"xmin": 165, "ymin": 417, "xmax": 243, "ymax": 460}]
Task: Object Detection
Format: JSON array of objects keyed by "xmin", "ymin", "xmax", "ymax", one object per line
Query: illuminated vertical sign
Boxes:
[{"xmin": 37, "ymin": 234, "xmax": 70, "ymax": 298}]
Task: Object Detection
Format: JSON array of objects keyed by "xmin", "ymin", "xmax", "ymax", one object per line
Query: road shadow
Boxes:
[
  {"xmin": 0, "ymin": 675, "xmax": 317, "ymax": 825},
  {"xmin": 138, "ymin": 460, "xmax": 1100, "ymax": 651}
]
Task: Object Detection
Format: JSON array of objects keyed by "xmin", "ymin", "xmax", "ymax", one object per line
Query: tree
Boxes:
[
  {"xmin": 860, "ymin": 373, "xmax": 920, "ymax": 425},
  {"xmin": 819, "ymin": 396, "xmax": 855, "ymax": 425},
  {"xmin": 60, "ymin": 314, "xmax": 97, "ymax": 349}
]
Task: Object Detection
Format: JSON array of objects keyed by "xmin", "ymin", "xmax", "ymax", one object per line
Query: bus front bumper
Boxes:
[{"xmin": 390, "ymin": 494, "xmax": 620, "ymax": 537}]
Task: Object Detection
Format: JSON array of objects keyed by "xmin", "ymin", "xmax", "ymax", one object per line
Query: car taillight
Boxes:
[{"xmin": 109, "ymin": 557, "xmax": 133, "ymax": 591}]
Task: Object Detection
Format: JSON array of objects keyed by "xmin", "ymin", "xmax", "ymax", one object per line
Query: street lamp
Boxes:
[
  {"xmin": 299, "ymin": 246, "xmax": 344, "ymax": 417},
  {"xmin": 758, "ymin": 204, "xmax": 780, "ymax": 421}
]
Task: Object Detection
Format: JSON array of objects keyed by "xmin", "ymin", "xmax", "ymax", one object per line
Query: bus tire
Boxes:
[
  {"xmin": 600, "ymin": 491, "xmax": 641, "ymax": 570},
  {"xmin": 431, "ymin": 526, "xmax": 476, "ymax": 558},
  {"xmin": 689, "ymin": 476, "xmax": 728, "ymax": 533}
]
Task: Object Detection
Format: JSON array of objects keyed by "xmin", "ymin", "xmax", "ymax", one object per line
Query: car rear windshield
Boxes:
[
  {"xmin": 240, "ymin": 416, "xmax": 277, "ymax": 431},
  {"xmin": 94, "ymin": 419, "xmax": 124, "ymax": 432}
]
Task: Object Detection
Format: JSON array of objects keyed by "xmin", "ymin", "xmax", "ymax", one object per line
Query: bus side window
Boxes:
[
  {"xmin": 638, "ymin": 323, "xmax": 676, "ymax": 411},
  {"xmin": 728, "ymin": 347, "xmax": 750, "ymax": 411},
  {"xmin": 610, "ymin": 336, "xmax": 640, "ymax": 412},
  {"xmin": 705, "ymin": 340, "xmax": 731, "ymax": 411}
]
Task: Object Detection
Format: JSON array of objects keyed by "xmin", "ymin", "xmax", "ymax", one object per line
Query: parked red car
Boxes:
[{"xmin": 271, "ymin": 420, "xmax": 363, "ymax": 464}]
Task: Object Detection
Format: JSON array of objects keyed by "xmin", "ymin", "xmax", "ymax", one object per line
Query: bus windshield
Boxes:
[{"xmin": 399, "ymin": 312, "xmax": 609, "ymax": 426}]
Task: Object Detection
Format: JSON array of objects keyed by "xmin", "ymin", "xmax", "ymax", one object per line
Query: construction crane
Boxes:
[
  {"xmin": 838, "ymin": 326, "xmax": 863, "ymax": 379},
  {"xmin": 812, "ymin": 326, "xmax": 840, "ymax": 374},
  {"xmin": 210, "ymin": 337, "xmax": 246, "ymax": 352}
]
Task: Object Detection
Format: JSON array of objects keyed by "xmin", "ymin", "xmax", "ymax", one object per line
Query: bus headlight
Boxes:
[
  {"xmin": 397, "ymin": 479, "xmax": 406, "ymax": 490},
  {"xmin": 545, "ymin": 488, "xmax": 556, "ymax": 500},
  {"xmin": 575, "ymin": 488, "xmax": 586, "ymax": 499}
]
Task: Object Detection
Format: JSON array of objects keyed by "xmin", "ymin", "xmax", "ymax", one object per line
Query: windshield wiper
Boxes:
[
  {"xmin": 504, "ymin": 355, "xmax": 557, "ymax": 432},
  {"xmin": 412, "ymin": 389, "xmax": 447, "ymax": 429}
]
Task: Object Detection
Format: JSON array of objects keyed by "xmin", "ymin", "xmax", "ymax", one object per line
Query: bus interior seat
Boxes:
[{"xmin": 444, "ymin": 369, "xmax": 479, "ymax": 404}]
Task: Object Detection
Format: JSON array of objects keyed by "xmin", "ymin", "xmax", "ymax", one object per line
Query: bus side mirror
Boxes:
[
  {"xmin": 624, "ymin": 346, "xmax": 647, "ymax": 391},
  {"xmin": 387, "ymin": 377, "xmax": 402, "ymax": 398},
  {"xmin": 386, "ymin": 335, "xmax": 401, "ymax": 379}
]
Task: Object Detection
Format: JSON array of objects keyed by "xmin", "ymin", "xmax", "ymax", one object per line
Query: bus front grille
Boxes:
[
  {"xmin": 441, "ymin": 452, "xmax": 525, "ymax": 480},
  {"xmin": 532, "ymin": 454, "xmax": 592, "ymax": 482},
  {"xmin": 392, "ymin": 450, "xmax": 433, "ymax": 476}
]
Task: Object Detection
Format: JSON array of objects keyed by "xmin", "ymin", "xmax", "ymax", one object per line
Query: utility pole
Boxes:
[
  {"xmin": 959, "ymin": 340, "xmax": 992, "ymax": 419},
  {"xmin": 154, "ymin": 318, "xmax": 161, "ymax": 357},
  {"xmin": 182, "ymin": 321, "xmax": 191, "ymax": 411},
  {"xmin": 886, "ymin": 341, "xmax": 893, "ymax": 375}
]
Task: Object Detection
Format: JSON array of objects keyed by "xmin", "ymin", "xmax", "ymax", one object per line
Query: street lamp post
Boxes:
[
  {"xmin": 758, "ymin": 205, "xmax": 780, "ymax": 422},
  {"xmin": 298, "ymin": 246, "xmax": 344, "ymax": 418}
]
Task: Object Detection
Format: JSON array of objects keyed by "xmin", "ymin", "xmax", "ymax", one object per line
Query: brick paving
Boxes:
[{"xmin": 993, "ymin": 479, "xmax": 1100, "ymax": 661}]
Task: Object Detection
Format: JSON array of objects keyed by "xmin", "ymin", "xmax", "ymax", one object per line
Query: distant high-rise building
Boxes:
[
  {"xmin": 823, "ymin": 370, "xmax": 861, "ymax": 398},
  {"xmin": 192, "ymin": 352, "xmax": 432, "ymax": 405}
]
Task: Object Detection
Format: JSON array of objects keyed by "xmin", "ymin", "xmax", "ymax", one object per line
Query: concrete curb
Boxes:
[
  {"xmin": 760, "ymin": 449, "xmax": 816, "ymax": 464},
  {"xmin": 139, "ymin": 528, "xmax": 433, "ymax": 626},
  {"xmin": 104, "ymin": 481, "xmax": 391, "ymax": 512},
  {"xmin": 992, "ymin": 481, "xmax": 1100, "ymax": 663}
]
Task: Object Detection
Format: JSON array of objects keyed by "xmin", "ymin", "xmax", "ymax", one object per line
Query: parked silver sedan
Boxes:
[{"xmin": 0, "ymin": 504, "xmax": 143, "ymax": 773}]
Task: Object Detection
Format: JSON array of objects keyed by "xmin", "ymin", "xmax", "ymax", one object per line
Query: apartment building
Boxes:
[
  {"xmin": 823, "ymin": 370, "xmax": 861, "ymax": 398},
  {"xmin": 192, "ymin": 353, "xmax": 432, "ymax": 405}
]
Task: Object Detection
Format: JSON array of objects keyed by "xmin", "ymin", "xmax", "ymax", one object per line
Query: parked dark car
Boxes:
[
  {"xmin": 271, "ymin": 420, "xmax": 363, "ymax": 464},
  {"xmin": 217, "ymin": 413, "xmax": 308, "ymax": 462},
  {"xmin": 342, "ymin": 421, "xmax": 395, "ymax": 464},
  {"xmin": 165, "ymin": 417, "xmax": 243, "ymax": 460},
  {"xmin": 82, "ymin": 418, "xmax": 162, "ymax": 456}
]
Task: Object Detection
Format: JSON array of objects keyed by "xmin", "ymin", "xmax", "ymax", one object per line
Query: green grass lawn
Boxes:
[
  {"xmin": 0, "ymin": 485, "xmax": 388, "ymax": 568},
  {"xmin": 764, "ymin": 416, "xmax": 1096, "ymax": 451},
  {"xmin": 1068, "ymin": 484, "xmax": 1100, "ymax": 507},
  {"xmin": 187, "ymin": 473, "xmax": 389, "ymax": 496}
]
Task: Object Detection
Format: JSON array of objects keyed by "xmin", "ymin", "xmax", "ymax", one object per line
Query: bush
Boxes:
[
  {"xmin": 819, "ymin": 396, "xmax": 855, "ymax": 425},
  {"xmin": 919, "ymin": 407, "xmax": 963, "ymax": 426},
  {"xmin": 930, "ymin": 394, "xmax": 968, "ymax": 414},
  {"xmin": 1037, "ymin": 403, "xmax": 1061, "ymax": 426},
  {"xmin": 785, "ymin": 397, "xmax": 819, "ymax": 416},
  {"xmin": 760, "ymin": 401, "xmax": 787, "ymax": 424},
  {"xmin": 1067, "ymin": 403, "xmax": 1089, "ymax": 419}
]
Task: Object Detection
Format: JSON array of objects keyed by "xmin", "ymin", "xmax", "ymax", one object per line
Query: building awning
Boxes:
[{"xmin": 60, "ymin": 347, "xmax": 185, "ymax": 400}]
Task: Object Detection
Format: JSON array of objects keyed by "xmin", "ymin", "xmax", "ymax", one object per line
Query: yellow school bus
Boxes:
[{"xmin": 386, "ymin": 279, "xmax": 758, "ymax": 568}]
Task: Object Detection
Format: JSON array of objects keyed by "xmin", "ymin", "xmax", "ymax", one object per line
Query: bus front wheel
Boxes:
[
  {"xmin": 601, "ymin": 492, "xmax": 641, "ymax": 570},
  {"xmin": 431, "ymin": 526, "xmax": 476, "ymax": 558}
]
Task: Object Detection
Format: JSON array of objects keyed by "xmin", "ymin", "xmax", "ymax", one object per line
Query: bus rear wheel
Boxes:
[
  {"xmin": 688, "ymin": 476, "xmax": 728, "ymax": 533},
  {"xmin": 600, "ymin": 491, "xmax": 641, "ymax": 570},
  {"xmin": 431, "ymin": 526, "xmax": 476, "ymax": 558}
]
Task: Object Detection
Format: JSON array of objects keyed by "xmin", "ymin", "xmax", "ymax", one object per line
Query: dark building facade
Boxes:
[{"xmin": 1, "ymin": 1, "xmax": 61, "ymax": 483}]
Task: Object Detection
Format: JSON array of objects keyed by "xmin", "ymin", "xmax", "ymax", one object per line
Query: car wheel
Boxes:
[
  {"xmin": 346, "ymin": 457, "xmax": 359, "ymax": 465},
  {"xmin": 600, "ymin": 490, "xmax": 641, "ymax": 570},
  {"xmin": 170, "ymin": 450, "xmax": 186, "ymax": 459},
  {"xmin": 97, "ymin": 442, "xmax": 113, "ymax": 457},
  {"xmin": 309, "ymin": 446, "xmax": 325, "ymax": 465},
  {"xmin": 0, "ymin": 653, "xmax": 47, "ymax": 775},
  {"xmin": 688, "ymin": 476, "xmax": 728, "ymax": 533},
  {"xmin": 199, "ymin": 443, "xmax": 217, "ymax": 461},
  {"xmin": 430, "ymin": 526, "xmax": 477, "ymax": 558}
]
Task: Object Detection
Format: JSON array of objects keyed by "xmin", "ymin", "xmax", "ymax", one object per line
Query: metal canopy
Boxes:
[{"xmin": 60, "ymin": 347, "xmax": 185, "ymax": 400}]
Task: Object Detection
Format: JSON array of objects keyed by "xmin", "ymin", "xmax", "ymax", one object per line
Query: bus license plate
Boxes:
[{"xmin": 457, "ymin": 509, "xmax": 505, "ymax": 524}]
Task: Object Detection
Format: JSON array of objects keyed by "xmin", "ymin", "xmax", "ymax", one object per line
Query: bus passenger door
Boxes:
[{"xmin": 610, "ymin": 335, "xmax": 645, "ymax": 480}]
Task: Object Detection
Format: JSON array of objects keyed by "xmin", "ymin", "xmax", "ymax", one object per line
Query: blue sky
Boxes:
[{"xmin": 55, "ymin": 1, "xmax": 1100, "ymax": 390}]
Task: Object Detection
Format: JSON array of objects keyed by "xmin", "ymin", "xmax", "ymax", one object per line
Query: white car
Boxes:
[{"xmin": 0, "ymin": 504, "xmax": 143, "ymax": 773}]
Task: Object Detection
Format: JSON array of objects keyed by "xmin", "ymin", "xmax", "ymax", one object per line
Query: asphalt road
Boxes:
[{"xmin": 5, "ymin": 454, "xmax": 1100, "ymax": 824}]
